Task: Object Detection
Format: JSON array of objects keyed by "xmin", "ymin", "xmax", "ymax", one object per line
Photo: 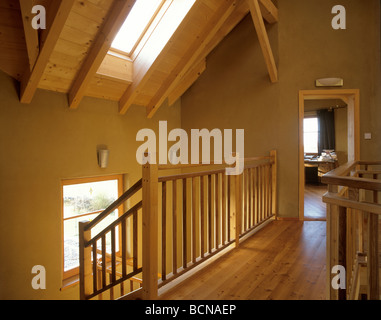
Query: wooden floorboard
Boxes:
[
  {"xmin": 160, "ymin": 220, "xmax": 327, "ymax": 300},
  {"xmin": 304, "ymin": 184, "xmax": 327, "ymax": 220}
]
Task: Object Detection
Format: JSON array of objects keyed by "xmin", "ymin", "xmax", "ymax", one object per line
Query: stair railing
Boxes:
[
  {"xmin": 79, "ymin": 179, "xmax": 143, "ymax": 300},
  {"xmin": 322, "ymin": 160, "xmax": 381, "ymax": 300},
  {"xmin": 79, "ymin": 150, "xmax": 278, "ymax": 300}
]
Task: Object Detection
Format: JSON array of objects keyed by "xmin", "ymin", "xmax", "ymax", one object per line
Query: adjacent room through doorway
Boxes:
[
  {"xmin": 303, "ymin": 99, "xmax": 348, "ymax": 220},
  {"xmin": 298, "ymin": 89, "xmax": 360, "ymax": 221}
]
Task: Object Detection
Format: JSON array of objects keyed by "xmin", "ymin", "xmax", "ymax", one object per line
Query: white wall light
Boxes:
[
  {"xmin": 97, "ymin": 149, "xmax": 109, "ymax": 169},
  {"xmin": 315, "ymin": 78, "xmax": 344, "ymax": 87}
]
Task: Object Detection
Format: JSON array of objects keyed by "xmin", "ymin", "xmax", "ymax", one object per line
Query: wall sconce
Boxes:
[
  {"xmin": 315, "ymin": 78, "xmax": 343, "ymax": 87},
  {"xmin": 97, "ymin": 148, "xmax": 109, "ymax": 169}
]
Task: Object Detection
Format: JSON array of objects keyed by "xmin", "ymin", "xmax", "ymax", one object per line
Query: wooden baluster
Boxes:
[
  {"xmin": 326, "ymin": 184, "xmax": 338, "ymax": 300},
  {"xmin": 255, "ymin": 166, "xmax": 259, "ymax": 224},
  {"xmin": 260, "ymin": 166, "xmax": 264, "ymax": 221},
  {"xmin": 338, "ymin": 206, "xmax": 347, "ymax": 300},
  {"xmin": 235, "ymin": 170, "xmax": 243, "ymax": 247},
  {"xmin": 101, "ymin": 235, "xmax": 107, "ymax": 289},
  {"xmin": 111, "ymin": 228, "xmax": 116, "ymax": 284},
  {"xmin": 367, "ymin": 212, "xmax": 379, "ymax": 300},
  {"xmin": 79, "ymin": 221, "xmax": 92, "ymax": 300},
  {"xmin": 162, "ymin": 181, "xmax": 167, "ymax": 281},
  {"xmin": 222, "ymin": 173, "xmax": 226, "ymax": 245},
  {"xmin": 133, "ymin": 210, "xmax": 138, "ymax": 271},
  {"xmin": 216, "ymin": 173, "xmax": 219, "ymax": 249},
  {"xmin": 249, "ymin": 168, "xmax": 253, "ymax": 228},
  {"xmin": 208, "ymin": 174, "xmax": 212, "ymax": 253},
  {"xmin": 266, "ymin": 164, "xmax": 270, "ymax": 218},
  {"xmin": 268, "ymin": 164, "xmax": 273, "ymax": 218},
  {"xmin": 227, "ymin": 175, "xmax": 231, "ymax": 241},
  {"xmin": 268, "ymin": 164, "xmax": 271, "ymax": 217},
  {"xmin": 121, "ymin": 218, "xmax": 127, "ymax": 277},
  {"xmin": 243, "ymin": 169, "xmax": 247, "ymax": 232},
  {"xmin": 183, "ymin": 178, "xmax": 187, "ymax": 269},
  {"xmin": 200, "ymin": 176, "xmax": 205, "ymax": 258},
  {"xmin": 92, "ymin": 242, "xmax": 97, "ymax": 294},
  {"xmin": 192, "ymin": 177, "xmax": 197, "ymax": 264},
  {"xmin": 373, "ymin": 174, "xmax": 378, "ymax": 203},
  {"xmin": 173, "ymin": 180, "xmax": 177, "ymax": 275},
  {"xmin": 270, "ymin": 150, "xmax": 277, "ymax": 218}
]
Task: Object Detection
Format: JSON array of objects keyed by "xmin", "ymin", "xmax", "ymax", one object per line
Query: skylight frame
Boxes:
[{"xmin": 110, "ymin": 0, "xmax": 167, "ymax": 58}]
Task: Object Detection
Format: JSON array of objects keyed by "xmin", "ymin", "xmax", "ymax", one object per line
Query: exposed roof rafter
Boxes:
[
  {"xmin": 20, "ymin": 0, "xmax": 75, "ymax": 103},
  {"xmin": 118, "ymin": 0, "xmax": 199, "ymax": 115},
  {"xmin": 259, "ymin": 0, "xmax": 278, "ymax": 24},
  {"xmin": 68, "ymin": 0, "xmax": 136, "ymax": 109},
  {"xmin": 145, "ymin": 0, "xmax": 239, "ymax": 118},
  {"xmin": 167, "ymin": 58, "xmax": 206, "ymax": 106},
  {"xmin": 18, "ymin": 0, "xmax": 39, "ymax": 71},
  {"xmin": 247, "ymin": 0, "xmax": 278, "ymax": 83}
]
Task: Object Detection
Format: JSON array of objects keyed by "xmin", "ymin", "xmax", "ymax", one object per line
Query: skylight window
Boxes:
[{"xmin": 112, "ymin": 0, "xmax": 163, "ymax": 55}]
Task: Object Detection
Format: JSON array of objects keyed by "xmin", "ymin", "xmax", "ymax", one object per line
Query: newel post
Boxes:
[
  {"xmin": 79, "ymin": 220, "xmax": 92, "ymax": 300},
  {"xmin": 142, "ymin": 154, "xmax": 159, "ymax": 300}
]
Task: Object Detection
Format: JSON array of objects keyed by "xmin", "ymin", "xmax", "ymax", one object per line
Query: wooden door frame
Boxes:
[{"xmin": 298, "ymin": 89, "xmax": 360, "ymax": 220}]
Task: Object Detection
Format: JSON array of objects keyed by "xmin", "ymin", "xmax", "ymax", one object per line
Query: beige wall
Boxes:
[
  {"xmin": 0, "ymin": 71, "xmax": 181, "ymax": 299},
  {"xmin": 181, "ymin": 0, "xmax": 381, "ymax": 218}
]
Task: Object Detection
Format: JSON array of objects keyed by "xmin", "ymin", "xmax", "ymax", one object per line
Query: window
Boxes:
[
  {"xmin": 111, "ymin": 0, "xmax": 196, "ymax": 58},
  {"xmin": 304, "ymin": 117, "xmax": 319, "ymax": 153},
  {"xmin": 111, "ymin": 0, "xmax": 164, "ymax": 55},
  {"xmin": 62, "ymin": 175, "xmax": 123, "ymax": 280}
]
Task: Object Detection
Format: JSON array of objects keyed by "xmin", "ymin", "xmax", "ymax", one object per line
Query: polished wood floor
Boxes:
[
  {"xmin": 160, "ymin": 220, "xmax": 327, "ymax": 300},
  {"xmin": 304, "ymin": 184, "xmax": 327, "ymax": 220}
]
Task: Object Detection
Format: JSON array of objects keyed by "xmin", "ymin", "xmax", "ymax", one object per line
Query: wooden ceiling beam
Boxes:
[
  {"xmin": 19, "ymin": 0, "xmax": 75, "ymax": 103},
  {"xmin": 259, "ymin": 0, "xmax": 278, "ymax": 24},
  {"xmin": 167, "ymin": 58, "xmax": 206, "ymax": 106},
  {"xmin": 68, "ymin": 0, "xmax": 136, "ymax": 109},
  {"xmin": 247, "ymin": 0, "xmax": 278, "ymax": 83},
  {"xmin": 165, "ymin": 0, "xmax": 249, "ymax": 107},
  {"xmin": 118, "ymin": 0, "xmax": 198, "ymax": 115},
  {"xmin": 145, "ymin": 0, "xmax": 239, "ymax": 118},
  {"xmin": 19, "ymin": 0, "xmax": 39, "ymax": 71}
]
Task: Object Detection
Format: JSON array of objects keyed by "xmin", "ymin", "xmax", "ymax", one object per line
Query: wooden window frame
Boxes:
[
  {"xmin": 109, "ymin": 0, "xmax": 167, "ymax": 59},
  {"xmin": 61, "ymin": 174, "xmax": 124, "ymax": 282}
]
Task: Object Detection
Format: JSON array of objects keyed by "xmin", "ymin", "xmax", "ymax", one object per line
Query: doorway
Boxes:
[{"xmin": 298, "ymin": 89, "xmax": 360, "ymax": 221}]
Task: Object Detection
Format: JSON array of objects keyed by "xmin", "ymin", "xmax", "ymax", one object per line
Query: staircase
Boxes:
[{"xmin": 79, "ymin": 150, "xmax": 278, "ymax": 300}]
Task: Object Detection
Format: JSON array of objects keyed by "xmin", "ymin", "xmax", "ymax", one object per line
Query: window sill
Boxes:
[{"xmin": 61, "ymin": 274, "xmax": 79, "ymax": 291}]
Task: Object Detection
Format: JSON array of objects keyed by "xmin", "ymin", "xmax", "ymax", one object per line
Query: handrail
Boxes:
[
  {"xmin": 87, "ymin": 201, "xmax": 143, "ymax": 246},
  {"xmin": 84, "ymin": 179, "xmax": 142, "ymax": 231},
  {"xmin": 322, "ymin": 160, "xmax": 381, "ymax": 191},
  {"xmin": 157, "ymin": 156, "xmax": 271, "ymax": 171},
  {"xmin": 323, "ymin": 192, "xmax": 381, "ymax": 215}
]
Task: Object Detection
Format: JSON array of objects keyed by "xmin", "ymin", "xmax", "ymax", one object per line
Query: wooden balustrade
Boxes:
[
  {"xmin": 79, "ymin": 150, "xmax": 278, "ymax": 300},
  {"xmin": 156, "ymin": 151, "xmax": 277, "ymax": 291},
  {"xmin": 322, "ymin": 160, "xmax": 381, "ymax": 300}
]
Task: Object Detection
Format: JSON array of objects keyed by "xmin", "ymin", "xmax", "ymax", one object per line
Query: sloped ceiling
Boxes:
[{"xmin": 0, "ymin": 0, "xmax": 278, "ymax": 117}]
